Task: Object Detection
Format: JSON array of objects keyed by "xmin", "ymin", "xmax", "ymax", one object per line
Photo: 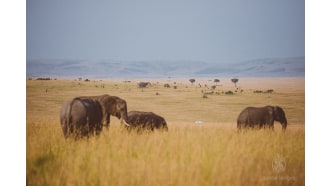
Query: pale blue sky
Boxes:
[{"xmin": 27, "ymin": 0, "xmax": 304, "ymax": 63}]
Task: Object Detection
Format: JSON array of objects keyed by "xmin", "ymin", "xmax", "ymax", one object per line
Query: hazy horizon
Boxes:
[{"xmin": 27, "ymin": 56, "xmax": 305, "ymax": 78}]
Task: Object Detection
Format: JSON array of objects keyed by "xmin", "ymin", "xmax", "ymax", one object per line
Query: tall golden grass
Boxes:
[{"xmin": 27, "ymin": 78, "xmax": 305, "ymax": 185}]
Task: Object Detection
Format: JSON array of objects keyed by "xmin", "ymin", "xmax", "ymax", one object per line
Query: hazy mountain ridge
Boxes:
[{"xmin": 27, "ymin": 57, "xmax": 304, "ymax": 78}]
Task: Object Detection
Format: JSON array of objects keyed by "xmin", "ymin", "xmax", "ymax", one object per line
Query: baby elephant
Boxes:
[
  {"xmin": 126, "ymin": 111, "xmax": 168, "ymax": 132},
  {"xmin": 237, "ymin": 106, "xmax": 287, "ymax": 131}
]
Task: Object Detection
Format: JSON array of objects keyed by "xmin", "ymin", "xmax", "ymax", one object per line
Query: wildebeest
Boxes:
[
  {"xmin": 60, "ymin": 97, "xmax": 103, "ymax": 139},
  {"xmin": 126, "ymin": 111, "xmax": 168, "ymax": 132},
  {"xmin": 237, "ymin": 106, "xmax": 287, "ymax": 131}
]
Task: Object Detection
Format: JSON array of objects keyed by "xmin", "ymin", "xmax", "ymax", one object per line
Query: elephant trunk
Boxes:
[{"xmin": 120, "ymin": 111, "xmax": 131, "ymax": 127}]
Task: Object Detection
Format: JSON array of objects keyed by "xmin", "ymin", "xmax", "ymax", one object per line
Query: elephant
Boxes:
[
  {"xmin": 60, "ymin": 97, "xmax": 103, "ymax": 139},
  {"xmin": 77, "ymin": 94, "xmax": 130, "ymax": 129},
  {"xmin": 126, "ymin": 111, "xmax": 168, "ymax": 132},
  {"xmin": 237, "ymin": 106, "xmax": 287, "ymax": 131}
]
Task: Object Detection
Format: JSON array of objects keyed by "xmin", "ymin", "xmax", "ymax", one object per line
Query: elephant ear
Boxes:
[
  {"xmin": 116, "ymin": 101, "xmax": 124, "ymax": 111},
  {"xmin": 266, "ymin": 106, "xmax": 274, "ymax": 115}
]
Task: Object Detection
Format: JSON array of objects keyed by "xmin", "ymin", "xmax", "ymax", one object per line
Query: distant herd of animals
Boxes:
[{"xmin": 60, "ymin": 94, "xmax": 288, "ymax": 139}]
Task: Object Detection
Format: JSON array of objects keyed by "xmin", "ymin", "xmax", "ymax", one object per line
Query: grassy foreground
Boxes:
[{"xmin": 26, "ymin": 78, "xmax": 305, "ymax": 185}]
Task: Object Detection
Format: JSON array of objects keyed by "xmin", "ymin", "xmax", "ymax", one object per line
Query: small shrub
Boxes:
[{"xmin": 164, "ymin": 84, "xmax": 170, "ymax": 88}]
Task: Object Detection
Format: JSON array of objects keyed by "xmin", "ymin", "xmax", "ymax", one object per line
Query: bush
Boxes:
[{"xmin": 36, "ymin": 77, "xmax": 51, "ymax": 80}]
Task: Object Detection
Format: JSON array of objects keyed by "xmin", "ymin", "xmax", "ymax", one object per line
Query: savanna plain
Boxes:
[{"xmin": 26, "ymin": 77, "xmax": 305, "ymax": 186}]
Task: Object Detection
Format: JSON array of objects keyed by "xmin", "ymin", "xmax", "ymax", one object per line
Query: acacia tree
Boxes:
[
  {"xmin": 231, "ymin": 78, "xmax": 239, "ymax": 87},
  {"xmin": 214, "ymin": 79, "xmax": 220, "ymax": 86},
  {"xmin": 138, "ymin": 82, "xmax": 151, "ymax": 91},
  {"xmin": 189, "ymin": 79, "xmax": 196, "ymax": 85}
]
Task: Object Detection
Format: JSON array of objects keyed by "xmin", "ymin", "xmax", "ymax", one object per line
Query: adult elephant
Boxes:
[
  {"xmin": 126, "ymin": 111, "xmax": 168, "ymax": 132},
  {"xmin": 60, "ymin": 97, "xmax": 103, "ymax": 139},
  {"xmin": 78, "ymin": 94, "xmax": 130, "ymax": 129},
  {"xmin": 237, "ymin": 106, "xmax": 287, "ymax": 131}
]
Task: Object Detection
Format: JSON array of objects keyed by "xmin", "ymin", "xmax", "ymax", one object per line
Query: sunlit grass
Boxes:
[{"xmin": 26, "ymin": 78, "xmax": 304, "ymax": 185}]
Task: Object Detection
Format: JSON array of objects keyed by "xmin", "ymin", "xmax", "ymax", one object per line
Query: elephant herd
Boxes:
[
  {"xmin": 60, "ymin": 94, "xmax": 288, "ymax": 139},
  {"xmin": 60, "ymin": 94, "xmax": 168, "ymax": 139}
]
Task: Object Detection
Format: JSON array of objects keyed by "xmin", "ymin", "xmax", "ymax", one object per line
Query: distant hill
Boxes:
[{"xmin": 26, "ymin": 57, "xmax": 304, "ymax": 78}]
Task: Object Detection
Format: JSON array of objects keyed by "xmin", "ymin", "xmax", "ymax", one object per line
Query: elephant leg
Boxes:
[
  {"xmin": 263, "ymin": 121, "xmax": 267, "ymax": 129},
  {"xmin": 95, "ymin": 124, "xmax": 102, "ymax": 135},
  {"xmin": 69, "ymin": 123, "xmax": 79, "ymax": 138},
  {"xmin": 90, "ymin": 125, "xmax": 94, "ymax": 136},
  {"xmin": 73, "ymin": 126, "xmax": 81, "ymax": 140},
  {"xmin": 105, "ymin": 114, "xmax": 110, "ymax": 129},
  {"xmin": 125, "ymin": 125, "xmax": 131, "ymax": 133},
  {"xmin": 150, "ymin": 125, "xmax": 154, "ymax": 131},
  {"xmin": 68, "ymin": 123, "xmax": 74, "ymax": 136},
  {"xmin": 81, "ymin": 125, "xmax": 88, "ymax": 138},
  {"xmin": 270, "ymin": 122, "xmax": 275, "ymax": 130},
  {"xmin": 61, "ymin": 124, "xmax": 70, "ymax": 138},
  {"xmin": 269, "ymin": 120, "xmax": 275, "ymax": 130}
]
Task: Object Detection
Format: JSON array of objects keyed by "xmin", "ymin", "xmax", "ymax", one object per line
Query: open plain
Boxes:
[{"xmin": 26, "ymin": 77, "xmax": 304, "ymax": 186}]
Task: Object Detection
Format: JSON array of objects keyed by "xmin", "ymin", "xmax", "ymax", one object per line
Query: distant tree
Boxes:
[
  {"xmin": 214, "ymin": 79, "xmax": 220, "ymax": 85},
  {"xmin": 138, "ymin": 82, "xmax": 151, "ymax": 91},
  {"xmin": 231, "ymin": 78, "xmax": 239, "ymax": 87},
  {"xmin": 189, "ymin": 79, "xmax": 196, "ymax": 85},
  {"xmin": 265, "ymin": 89, "xmax": 274, "ymax": 94},
  {"xmin": 138, "ymin": 82, "xmax": 151, "ymax": 88},
  {"xmin": 36, "ymin": 77, "xmax": 51, "ymax": 80}
]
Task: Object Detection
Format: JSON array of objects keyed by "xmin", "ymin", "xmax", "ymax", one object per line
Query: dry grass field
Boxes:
[{"xmin": 26, "ymin": 77, "xmax": 305, "ymax": 186}]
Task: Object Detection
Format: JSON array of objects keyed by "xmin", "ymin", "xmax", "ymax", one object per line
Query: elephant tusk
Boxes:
[{"xmin": 121, "ymin": 119, "xmax": 131, "ymax": 127}]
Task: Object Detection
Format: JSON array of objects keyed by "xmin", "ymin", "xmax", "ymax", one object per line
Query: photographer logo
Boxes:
[{"xmin": 272, "ymin": 154, "xmax": 286, "ymax": 173}]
